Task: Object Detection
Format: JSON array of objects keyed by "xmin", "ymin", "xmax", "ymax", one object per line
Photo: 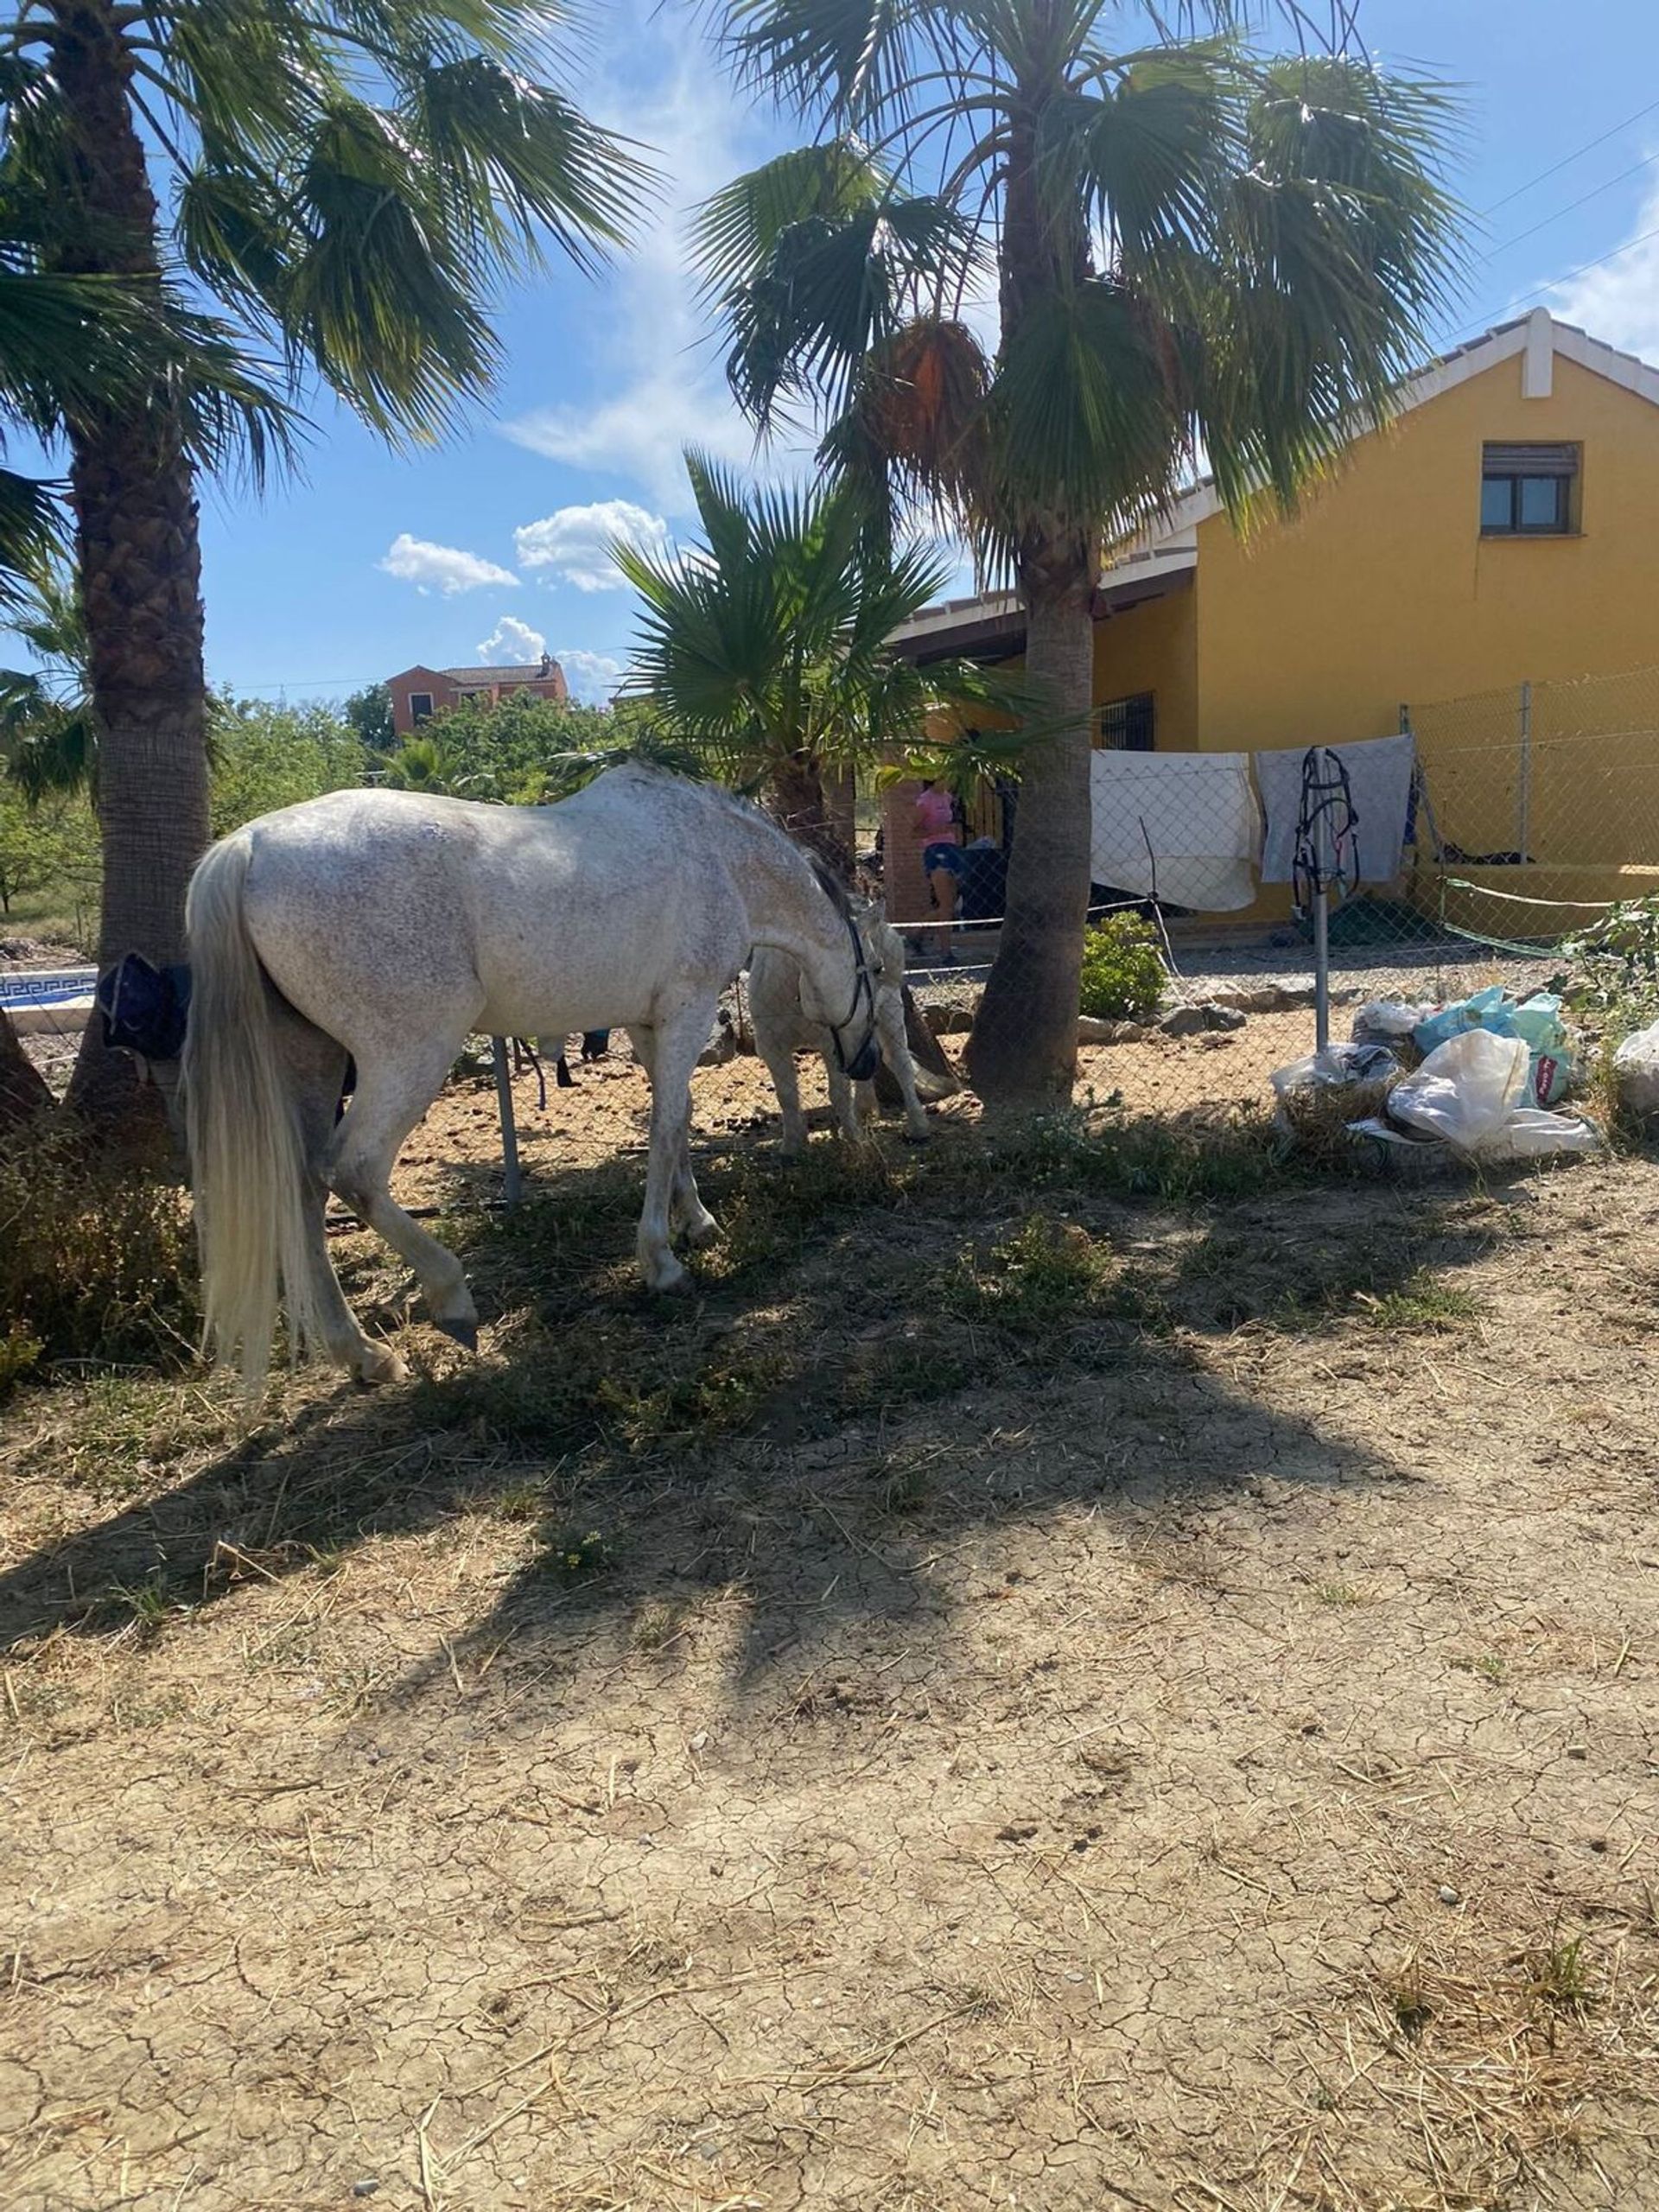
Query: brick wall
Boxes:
[{"xmin": 882, "ymin": 780, "xmax": 938, "ymax": 926}]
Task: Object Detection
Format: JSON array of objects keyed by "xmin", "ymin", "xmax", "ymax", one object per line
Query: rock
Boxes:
[
  {"xmin": 698, "ymin": 1011, "xmax": 740, "ymax": 1067},
  {"xmin": 352, "ymin": 2184, "xmax": 380, "ymax": 2200},
  {"xmin": 924, "ymin": 996, "xmax": 979, "ymax": 1037},
  {"xmin": 1077, "ymin": 1015, "xmax": 1151, "ymax": 1046},
  {"xmin": 1160, "ymin": 1003, "xmax": 1248, "ymax": 1038},
  {"xmin": 1438, "ymin": 1884, "xmax": 1461, "ymax": 1906}
]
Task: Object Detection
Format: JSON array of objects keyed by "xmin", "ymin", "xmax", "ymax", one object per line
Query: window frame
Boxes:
[
  {"xmin": 409, "ymin": 690, "xmax": 435, "ymax": 725},
  {"xmin": 1097, "ymin": 690, "xmax": 1156, "ymax": 751},
  {"xmin": 1479, "ymin": 442, "xmax": 1580, "ymax": 537}
]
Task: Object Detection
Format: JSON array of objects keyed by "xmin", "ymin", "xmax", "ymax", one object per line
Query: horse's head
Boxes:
[{"xmin": 807, "ymin": 861, "xmax": 880, "ymax": 1082}]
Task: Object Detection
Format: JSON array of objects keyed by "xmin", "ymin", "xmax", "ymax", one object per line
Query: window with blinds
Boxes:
[{"xmin": 1480, "ymin": 442, "xmax": 1579, "ymax": 536}]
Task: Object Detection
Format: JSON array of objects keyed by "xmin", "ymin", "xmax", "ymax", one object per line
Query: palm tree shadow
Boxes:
[{"xmin": 0, "ymin": 1147, "xmax": 1500, "ymax": 1712}]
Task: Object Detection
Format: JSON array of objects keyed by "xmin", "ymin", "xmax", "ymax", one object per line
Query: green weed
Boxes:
[
  {"xmin": 1528, "ymin": 1934, "xmax": 1593, "ymax": 2014},
  {"xmin": 538, "ymin": 1525, "xmax": 615, "ymax": 1586},
  {"xmin": 1361, "ymin": 1270, "xmax": 1483, "ymax": 1332},
  {"xmin": 945, "ymin": 1215, "xmax": 1118, "ymax": 1331},
  {"xmin": 107, "ymin": 1571, "xmax": 180, "ymax": 1637}
]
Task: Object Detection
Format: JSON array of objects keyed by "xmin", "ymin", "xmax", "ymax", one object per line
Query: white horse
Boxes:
[
  {"xmin": 182, "ymin": 765, "xmax": 878, "ymax": 1395},
  {"xmin": 751, "ymin": 900, "xmax": 944, "ymax": 1154}
]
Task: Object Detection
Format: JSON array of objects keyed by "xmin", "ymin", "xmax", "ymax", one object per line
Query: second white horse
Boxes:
[{"xmin": 751, "ymin": 899, "xmax": 948, "ymax": 1154}]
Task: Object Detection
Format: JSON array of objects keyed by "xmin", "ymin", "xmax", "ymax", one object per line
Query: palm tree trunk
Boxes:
[
  {"xmin": 966, "ymin": 59, "xmax": 1096, "ymax": 1109},
  {"xmin": 0, "ymin": 1009, "xmax": 54, "ymax": 1131},
  {"xmin": 964, "ymin": 569, "xmax": 1095, "ymax": 1104},
  {"xmin": 771, "ymin": 751, "xmax": 854, "ymax": 879},
  {"xmin": 50, "ymin": 0, "xmax": 210, "ymax": 1128}
]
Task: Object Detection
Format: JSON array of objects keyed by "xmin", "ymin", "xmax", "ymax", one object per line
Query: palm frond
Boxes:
[
  {"xmin": 0, "ymin": 472, "xmax": 63, "ymax": 606},
  {"xmin": 1190, "ymin": 53, "xmax": 1461, "ymax": 517},
  {"xmin": 282, "ymin": 98, "xmax": 497, "ymax": 439},
  {"xmin": 0, "ymin": 561, "xmax": 95, "ymax": 799},
  {"xmin": 696, "ymin": 145, "xmax": 974, "ymax": 430},
  {"xmin": 1043, "ymin": 38, "xmax": 1241, "ymax": 271},
  {"xmin": 715, "ymin": 0, "xmax": 931, "ymax": 125},
  {"xmin": 984, "ymin": 277, "xmax": 1186, "ymax": 535},
  {"xmin": 410, "ymin": 58, "xmax": 652, "ymax": 275}
]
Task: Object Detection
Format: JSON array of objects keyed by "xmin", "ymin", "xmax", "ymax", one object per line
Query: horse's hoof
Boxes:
[
  {"xmin": 434, "ymin": 1314, "xmax": 480, "ymax": 1352},
  {"xmin": 644, "ymin": 1258, "xmax": 690, "ymax": 1295},
  {"xmin": 904, "ymin": 1125, "xmax": 931, "ymax": 1146},
  {"xmin": 355, "ymin": 1342, "xmax": 408, "ymax": 1387},
  {"xmin": 683, "ymin": 1212, "xmax": 721, "ymax": 1250}
]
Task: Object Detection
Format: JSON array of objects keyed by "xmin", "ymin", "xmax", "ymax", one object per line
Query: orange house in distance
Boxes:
[{"xmin": 385, "ymin": 656, "xmax": 569, "ymax": 738}]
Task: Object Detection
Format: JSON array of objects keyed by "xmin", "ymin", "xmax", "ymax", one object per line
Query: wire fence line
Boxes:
[{"xmin": 861, "ymin": 661, "xmax": 1659, "ymax": 1122}]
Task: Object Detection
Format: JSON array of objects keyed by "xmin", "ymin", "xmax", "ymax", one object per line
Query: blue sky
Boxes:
[{"xmin": 133, "ymin": 3, "xmax": 1659, "ymax": 701}]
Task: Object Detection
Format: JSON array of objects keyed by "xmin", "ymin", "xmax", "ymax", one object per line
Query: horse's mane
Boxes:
[
  {"xmin": 806, "ymin": 853, "xmax": 853, "ymax": 919},
  {"xmin": 610, "ymin": 760, "xmax": 853, "ymax": 919}
]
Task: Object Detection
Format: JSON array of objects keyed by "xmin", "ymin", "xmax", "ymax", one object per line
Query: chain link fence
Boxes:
[{"xmin": 861, "ymin": 664, "xmax": 1659, "ymax": 1122}]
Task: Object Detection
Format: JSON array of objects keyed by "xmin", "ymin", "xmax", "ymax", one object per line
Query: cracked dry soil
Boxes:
[{"xmin": 2, "ymin": 1049, "xmax": 1657, "ymax": 2211}]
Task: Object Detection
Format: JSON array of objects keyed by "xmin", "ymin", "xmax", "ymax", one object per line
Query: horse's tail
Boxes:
[{"xmin": 182, "ymin": 831, "xmax": 321, "ymax": 1400}]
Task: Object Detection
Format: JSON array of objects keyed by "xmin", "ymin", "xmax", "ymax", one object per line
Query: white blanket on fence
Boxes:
[
  {"xmin": 1089, "ymin": 749, "xmax": 1261, "ymax": 912},
  {"xmin": 1255, "ymin": 733, "xmax": 1416, "ymax": 886}
]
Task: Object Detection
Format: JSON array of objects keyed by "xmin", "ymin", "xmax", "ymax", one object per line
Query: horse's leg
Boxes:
[
  {"xmin": 876, "ymin": 991, "xmax": 931, "ymax": 1142},
  {"xmin": 281, "ymin": 1015, "xmax": 406, "ymax": 1383},
  {"xmin": 759, "ymin": 1036, "xmax": 808, "ymax": 1157},
  {"xmin": 825, "ymin": 1054, "xmax": 861, "ymax": 1141},
  {"xmin": 631, "ymin": 1021, "xmax": 719, "ymax": 1248},
  {"xmin": 322, "ymin": 1035, "xmax": 480, "ymax": 1350}
]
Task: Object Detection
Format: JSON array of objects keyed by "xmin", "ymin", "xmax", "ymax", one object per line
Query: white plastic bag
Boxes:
[
  {"xmin": 1271, "ymin": 1042, "xmax": 1400, "ymax": 1097},
  {"xmin": 1388, "ymin": 1029, "xmax": 1599, "ymax": 1160},
  {"xmin": 1612, "ymin": 1021, "xmax": 1659, "ymax": 1117},
  {"xmin": 1351, "ymin": 999, "xmax": 1435, "ymax": 1045}
]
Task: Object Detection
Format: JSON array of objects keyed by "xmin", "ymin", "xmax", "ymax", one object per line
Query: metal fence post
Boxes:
[
  {"xmin": 1516, "ymin": 679, "xmax": 1533, "ymax": 861},
  {"xmin": 492, "ymin": 1036, "xmax": 522, "ymax": 1205}
]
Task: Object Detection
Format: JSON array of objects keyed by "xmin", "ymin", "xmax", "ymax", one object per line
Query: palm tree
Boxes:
[
  {"xmin": 0, "ymin": 563, "xmax": 95, "ymax": 802},
  {"xmin": 613, "ymin": 448, "xmax": 1014, "ymax": 874},
  {"xmin": 697, "ymin": 3, "xmax": 1459, "ymax": 1102},
  {"xmin": 0, "ymin": 0, "xmax": 649, "ymax": 1122}
]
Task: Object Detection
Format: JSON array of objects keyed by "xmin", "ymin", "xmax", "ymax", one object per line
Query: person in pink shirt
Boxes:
[{"xmin": 915, "ymin": 779, "xmax": 964, "ymax": 963}]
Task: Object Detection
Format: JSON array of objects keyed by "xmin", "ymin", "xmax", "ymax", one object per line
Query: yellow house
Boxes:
[{"xmin": 885, "ymin": 309, "xmax": 1659, "ymax": 930}]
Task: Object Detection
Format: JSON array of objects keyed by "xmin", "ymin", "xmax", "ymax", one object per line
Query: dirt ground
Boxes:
[{"xmin": 3, "ymin": 1039, "xmax": 1657, "ymax": 2212}]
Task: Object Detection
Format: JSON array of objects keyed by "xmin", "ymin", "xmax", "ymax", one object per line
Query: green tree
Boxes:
[
  {"xmin": 378, "ymin": 691, "xmax": 640, "ymax": 804},
  {"xmin": 1, "ymin": 0, "xmax": 650, "ymax": 1122},
  {"xmin": 613, "ymin": 448, "xmax": 1014, "ymax": 872},
  {"xmin": 208, "ymin": 696, "xmax": 367, "ymax": 834},
  {"xmin": 344, "ymin": 682, "xmax": 397, "ymax": 753},
  {"xmin": 0, "ymin": 785, "xmax": 96, "ymax": 917},
  {"xmin": 699, "ymin": 2, "xmax": 1458, "ymax": 1100}
]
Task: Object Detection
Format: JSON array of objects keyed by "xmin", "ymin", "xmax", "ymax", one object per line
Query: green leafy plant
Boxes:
[
  {"xmin": 1077, "ymin": 916, "xmax": 1166, "ymax": 1023},
  {"xmin": 1563, "ymin": 896, "xmax": 1659, "ymax": 1036}
]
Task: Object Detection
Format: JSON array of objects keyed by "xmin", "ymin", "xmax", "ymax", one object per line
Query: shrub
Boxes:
[
  {"xmin": 1077, "ymin": 914, "xmax": 1166, "ymax": 1022},
  {"xmin": 0, "ymin": 1122, "xmax": 197, "ymax": 1375}
]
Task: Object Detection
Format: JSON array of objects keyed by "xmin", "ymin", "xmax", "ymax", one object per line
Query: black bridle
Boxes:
[{"xmin": 827, "ymin": 904, "xmax": 880, "ymax": 1077}]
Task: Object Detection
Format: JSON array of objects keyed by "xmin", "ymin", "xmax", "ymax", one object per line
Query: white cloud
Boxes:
[
  {"xmin": 558, "ymin": 648, "xmax": 625, "ymax": 704},
  {"xmin": 498, "ymin": 10, "xmax": 810, "ymax": 509},
  {"xmin": 475, "ymin": 613, "xmax": 547, "ymax": 664},
  {"xmin": 1548, "ymin": 173, "xmax": 1659, "ymax": 361},
  {"xmin": 514, "ymin": 499, "xmax": 670, "ymax": 592},
  {"xmin": 379, "ymin": 532, "xmax": 518, "ymax": 596}
]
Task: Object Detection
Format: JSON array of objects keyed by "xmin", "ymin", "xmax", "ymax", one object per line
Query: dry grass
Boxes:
[{"xmin": 3, "ymin": 1052, "xmax": 1657, "ymax": 2211}]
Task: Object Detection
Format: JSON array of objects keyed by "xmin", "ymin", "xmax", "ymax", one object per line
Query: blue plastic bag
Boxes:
[{"xmin": 1413, "ymin": 988, "xmax": 1572, "ymax": 1105}]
